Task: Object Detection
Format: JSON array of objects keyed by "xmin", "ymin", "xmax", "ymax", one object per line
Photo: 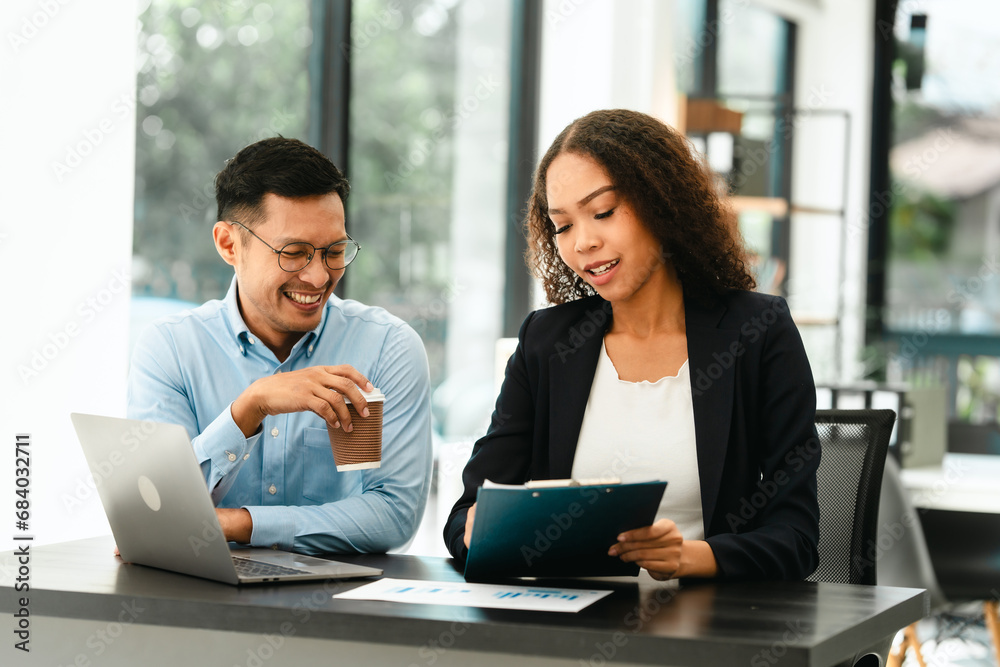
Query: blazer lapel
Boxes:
[
  {"xmin": 685, "ymin": 294, "xmax": 738, "ymax": 530},
  {"xmin": 547, "ymin": 299, "xmax": 611, "ymax": 477}
]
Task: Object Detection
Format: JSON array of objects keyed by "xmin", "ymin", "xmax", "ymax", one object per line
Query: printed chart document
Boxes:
[
  {"xmin": 334, "ymin": 578, "xmax": 613, "ymax": 613},
  {"xmin": 464, "ymin": 479, "xmax": 667, "ymax": 581}
]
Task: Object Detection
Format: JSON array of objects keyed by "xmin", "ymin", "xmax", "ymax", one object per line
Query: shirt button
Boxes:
[
  {"xmin": 308, "ymin": 345, "xmax": 314, "ymax": 354},
  {"xmin": 271, "ymin": 427, "xmax": 279, "ymax": 437},
  {"xmin": 239, "ymin": 345, "xmax": 245, "ymax": 354},
  {"xmin": 248, "ymin": 336, "xmax": 256, "ymax": 344},
  {"xmin": 268, "ymin": 484, "xmax": 277, "ymax": 495},
  {"xmin": 227, "ymin": 451, "xmax": 237, "ymax": 462},
  {"xmin": 243, "ymin": 454, "xmax": 250, "ymax": 460}
]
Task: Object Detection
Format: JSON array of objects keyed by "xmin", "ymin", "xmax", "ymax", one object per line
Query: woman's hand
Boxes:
[
  {"xmin": 462, "ymin": 502, "xmax": 477, "ymax": 549},
  {"xmin": 609, "ymin": 519, "xmax": 719, "ymax": 580},
  {"xmin": 608, "ymin": 518, "xmax": 684, "ymax": 580}
]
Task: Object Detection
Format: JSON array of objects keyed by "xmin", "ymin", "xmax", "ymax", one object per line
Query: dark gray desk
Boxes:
[{"xmin": 1, "ymin": 536, "xmax": 926, "ymax": 666}]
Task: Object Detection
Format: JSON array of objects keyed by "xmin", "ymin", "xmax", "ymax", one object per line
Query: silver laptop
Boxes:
[{"xmin": 70, "ymin": 412, "xmax": 383, "ymax": 585}]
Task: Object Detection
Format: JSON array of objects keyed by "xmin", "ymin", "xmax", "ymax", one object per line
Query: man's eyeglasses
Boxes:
[{"xmin": 230, "ymin": 221, "xmax": 361, "ymax": 272}]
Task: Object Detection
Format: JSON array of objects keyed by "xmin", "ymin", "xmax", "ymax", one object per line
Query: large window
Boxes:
[
  {"xmin": 880, "ymin": 1, "xmax": 1000, "ymax": 421},
  {"xmin": 886, "ymin": 1, "xmax": 1000, "ymax": 335}
]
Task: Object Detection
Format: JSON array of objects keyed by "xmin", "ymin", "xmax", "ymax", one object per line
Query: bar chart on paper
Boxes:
[{"xmin": 333, "ymin": 578, "xmax": 613, "ymax": 612}]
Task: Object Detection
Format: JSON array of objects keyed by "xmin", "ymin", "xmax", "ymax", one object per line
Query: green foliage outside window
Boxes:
[{"xmin": 888, "ymin": 184, "xmax": 955, "ymax": 261}]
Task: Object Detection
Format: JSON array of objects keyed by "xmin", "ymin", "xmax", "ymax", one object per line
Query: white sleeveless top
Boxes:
[{"xmin": 571, "ymin": 341, "xmax": 705, "ymax": 540}]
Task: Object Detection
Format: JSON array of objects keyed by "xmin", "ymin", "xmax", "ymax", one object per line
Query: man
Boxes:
[{"xmin": 128, "ymin": 137, "xmax": 433, "ymax": 555}]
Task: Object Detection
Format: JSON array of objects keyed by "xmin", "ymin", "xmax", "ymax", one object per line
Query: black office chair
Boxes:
[
  {"xmin": 807, "ymin": 409, "xmax": 897, "ymax": 667},
  {"xmin": 808, "ymin": 409, "xmax": 896, "ymax": 586}
]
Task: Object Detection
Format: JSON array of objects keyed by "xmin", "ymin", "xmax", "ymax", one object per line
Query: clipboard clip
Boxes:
[{"xmin": 523, "ymin": 477, "xmax": 622, "ymax": 489}]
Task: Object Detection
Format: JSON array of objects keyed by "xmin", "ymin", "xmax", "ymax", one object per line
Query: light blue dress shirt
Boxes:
[{"xmin": 127, "ymin": 277, "xmax": 433, "ymax": 555}]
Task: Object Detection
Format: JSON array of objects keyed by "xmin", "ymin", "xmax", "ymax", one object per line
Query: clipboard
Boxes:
[{"xmin": 463, "ymin": 479, "xmax": 668, "ymax": 581}]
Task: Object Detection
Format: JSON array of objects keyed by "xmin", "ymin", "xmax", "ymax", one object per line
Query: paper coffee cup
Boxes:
[{"xmin": 328, "ymin": 388, "xmax": 384, "ymax": 471}]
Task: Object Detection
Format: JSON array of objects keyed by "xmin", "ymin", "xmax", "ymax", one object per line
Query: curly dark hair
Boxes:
[{"xmin": 526, "ymin": 109, "xmax": 755, "ymax": 304}]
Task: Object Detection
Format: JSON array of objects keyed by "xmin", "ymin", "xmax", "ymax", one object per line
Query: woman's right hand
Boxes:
[{"xmin": 462, "ymin": 502, "xmax": 477, "ymax": 549}]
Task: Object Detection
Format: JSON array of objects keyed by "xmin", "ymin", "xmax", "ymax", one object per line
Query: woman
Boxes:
[{"xmin": 443, "ymin": 109, "xmax": 820, "ymax": 581}]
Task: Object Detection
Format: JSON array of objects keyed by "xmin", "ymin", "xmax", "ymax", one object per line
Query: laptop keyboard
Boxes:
[{"xmin": 232, "ymin": 556, "xmax": 308, "ymax": 578}]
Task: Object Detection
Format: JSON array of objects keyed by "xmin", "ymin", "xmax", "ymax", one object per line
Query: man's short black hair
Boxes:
[{"xmin": 215, "ymin": 136, "xmax": 350, "ymax": 227}]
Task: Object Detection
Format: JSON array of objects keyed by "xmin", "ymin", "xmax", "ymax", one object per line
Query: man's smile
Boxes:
[{"xmin": 284, "ymin": 291, "xmax": 322, "ymax": 305}]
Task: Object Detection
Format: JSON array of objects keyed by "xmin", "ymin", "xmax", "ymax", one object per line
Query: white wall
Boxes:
[
  {"xmin": 539, "ymin": 0, "xmax": 678, "ymax": 150},
  {"xmin": 0, "ymin": 1, "xmax": 138, "ymax": 553}
]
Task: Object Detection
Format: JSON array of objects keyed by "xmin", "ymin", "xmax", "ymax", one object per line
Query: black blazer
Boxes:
[{"xmin": 444, "ymin": 289, "xmax": 821, "ymax": 581}]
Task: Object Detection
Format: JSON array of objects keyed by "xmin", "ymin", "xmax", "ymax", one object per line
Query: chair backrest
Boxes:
[{"xmin": 807, "ymin": 409, "xmax": 896, "ymax": 585}]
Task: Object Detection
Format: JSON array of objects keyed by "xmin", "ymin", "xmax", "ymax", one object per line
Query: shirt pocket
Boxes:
[{"xmin": 301, "ymin": 427, "xmax": 339, "ymax": 502}]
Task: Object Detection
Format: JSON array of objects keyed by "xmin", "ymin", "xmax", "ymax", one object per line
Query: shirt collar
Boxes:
[{"xmin": 223, "ymin": 275, "xmax": 331, "ymax": 358}]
